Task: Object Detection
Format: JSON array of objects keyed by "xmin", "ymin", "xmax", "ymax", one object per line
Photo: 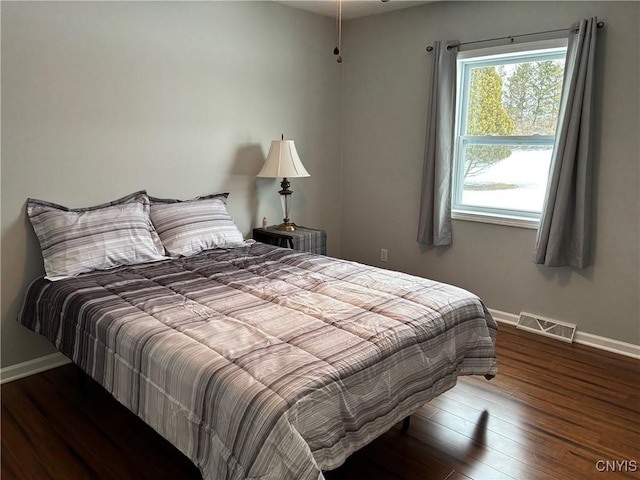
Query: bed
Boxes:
[{"xmin": 19, "ymin": 191, "xmax": 498, "ymax": 480}]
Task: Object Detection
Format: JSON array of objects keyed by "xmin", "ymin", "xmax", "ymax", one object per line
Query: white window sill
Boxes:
[{"xmin": 452, "ymin": 210, "xmax": 539, "ymax": 230}]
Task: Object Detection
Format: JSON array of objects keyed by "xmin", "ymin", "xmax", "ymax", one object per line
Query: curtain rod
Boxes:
[{"xmin": 425, "ymin": 21, "xmax": 605, "ymax": 52}]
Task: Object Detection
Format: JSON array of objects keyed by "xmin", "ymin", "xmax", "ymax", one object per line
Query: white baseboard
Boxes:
[
  {"xmin": 1, "ymin": 310, "xmax": 637, "ymax": 384},
  {"xmin": 489, "ymin": 308, "xmax": 640, "ymax": 360},
  {"xmin": 489, "ymin": 309, "xmax": 520, "ymax": 326},
  {"xmin": 0, "ymin": 352, "xmax": 71, "ymax": 385}
]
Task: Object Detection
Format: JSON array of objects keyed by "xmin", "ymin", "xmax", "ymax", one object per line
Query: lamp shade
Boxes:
[{"xmin": 257, "ymin": 140, "xmax": 310, "ymax": 178}]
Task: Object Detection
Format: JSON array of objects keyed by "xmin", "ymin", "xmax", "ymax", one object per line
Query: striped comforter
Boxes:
[{"xmin": 18, "ymin": 243, "xmax": 498, "ymax": 480}]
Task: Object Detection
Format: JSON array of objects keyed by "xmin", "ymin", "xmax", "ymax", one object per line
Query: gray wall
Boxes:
[
  {"xmin": 341, "ymin": 1, "xmax": 640, "ymax": 344},
  {"xmin": 1, "ymin": 1, "xmax": 342, "ymax": 368},
  {"xmin": 3, "ymin": 1, "xmax": 638, "ymax": 371}
]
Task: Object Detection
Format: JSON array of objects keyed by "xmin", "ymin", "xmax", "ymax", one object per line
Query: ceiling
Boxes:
[{"xmin": 277, "ymin": 0, "xmax": 433, "ymax": 20}]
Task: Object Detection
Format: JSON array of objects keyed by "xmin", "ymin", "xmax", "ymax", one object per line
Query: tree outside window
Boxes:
[{"xmin": 453, "ymin": 42, "xmax": 567, "ymax": 224}]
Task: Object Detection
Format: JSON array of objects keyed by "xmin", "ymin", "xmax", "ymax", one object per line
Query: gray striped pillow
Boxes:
[
  {"xmin": 27, "ymin": 191, "xmax": 168, "ymax": 281},
  {"xmin": 149, "ymin": 193, "xmax": 245, "ymax": 257}
]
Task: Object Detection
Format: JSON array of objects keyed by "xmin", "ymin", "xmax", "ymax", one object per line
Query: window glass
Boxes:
[{"xmin": 453, "ymin": 42, "xmax": 567, "ymax": 225}]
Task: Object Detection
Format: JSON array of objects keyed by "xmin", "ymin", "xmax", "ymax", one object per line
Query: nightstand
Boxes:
[{"xmin": 253, "ymin": 226, "xmax": 326, "ymax": 255}]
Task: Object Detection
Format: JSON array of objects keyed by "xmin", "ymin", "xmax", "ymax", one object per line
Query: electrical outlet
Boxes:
[{"xmin": 380, "ymin": 248, "xmax": 388, "ymax": 262}]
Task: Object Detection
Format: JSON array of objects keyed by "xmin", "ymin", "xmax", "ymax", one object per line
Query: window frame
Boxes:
[{"xmin": 452, "ymin": 39, "xmax": 568, "ymax": 229}]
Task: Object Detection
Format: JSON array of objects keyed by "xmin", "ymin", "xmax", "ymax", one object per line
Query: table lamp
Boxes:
[{"xmin": 257, "ymin": 135, "xmax": 310, "ymax": 231}]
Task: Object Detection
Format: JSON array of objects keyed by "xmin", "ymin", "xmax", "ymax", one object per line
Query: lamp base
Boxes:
[{"xmin": 275, "ymin": 222, "xmax": 297, "ymax": 232}]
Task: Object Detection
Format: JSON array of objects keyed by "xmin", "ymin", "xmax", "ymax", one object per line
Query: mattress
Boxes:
[{"xmin": 18, "ymin": 243, "xmax": 498, "ymax": 480}]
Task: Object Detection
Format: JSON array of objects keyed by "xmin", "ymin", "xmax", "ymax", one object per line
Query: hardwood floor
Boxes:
[{"xmin": 2, "ymin": 324, "xmax": 638, "ymax": 479}]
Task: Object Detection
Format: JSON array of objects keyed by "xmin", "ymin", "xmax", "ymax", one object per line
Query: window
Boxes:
[{"xmin": 452, "ymin": 40, "xmax": 567, "ymax": 228}]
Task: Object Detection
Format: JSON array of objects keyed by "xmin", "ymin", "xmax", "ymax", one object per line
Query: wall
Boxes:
[
  {"xmin": 3, "ymin": 1, "xmax": 638, "ymax": 372},
  {"xmin": 341, "ymin": 1, "xmax": 639, "ymax": 344},
  {"xmin": 1, "ymin": 1, "xmax": 342, "ymax": 368}
]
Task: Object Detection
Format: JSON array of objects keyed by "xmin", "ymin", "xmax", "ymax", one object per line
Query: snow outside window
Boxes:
[{"xmin": 452, "ymin": 40, "xmax": 568, "ymax": 228}]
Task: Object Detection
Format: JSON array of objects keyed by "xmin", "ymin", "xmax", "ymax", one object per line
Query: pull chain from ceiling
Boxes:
[{"xmin": 333, "ymin": 0, "xmax": 343, "ymax": 63}]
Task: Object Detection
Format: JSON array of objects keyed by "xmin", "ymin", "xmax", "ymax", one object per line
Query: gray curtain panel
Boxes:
[
  {"xmin": 533, "ymin": 18, "xmax": 598, "ymax": 268},
  {"xmin": 417, "ymin": 41, "xmax": 458, "ymax": 246}
]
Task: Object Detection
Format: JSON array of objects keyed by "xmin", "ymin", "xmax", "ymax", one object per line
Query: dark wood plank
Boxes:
[
  {"xmin": 2, "ymin": 323, "xmax": 639, "ymax": 480},
  {"xmin": 1, "ymin": 366, "xmax": 202, "ymax": 480},
  {"xmin": 1, "ymin": 404, "xmax": 56, "ymax": 480}
]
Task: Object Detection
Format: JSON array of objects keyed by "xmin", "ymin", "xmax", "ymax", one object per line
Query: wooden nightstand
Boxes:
[{"xmin": 252, "ymin": 226, "xmax": 326, "ymax": 255}]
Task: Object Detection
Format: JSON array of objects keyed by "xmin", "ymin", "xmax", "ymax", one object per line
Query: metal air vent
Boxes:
[{"xmin": 517, "ymin": 312, "xmax": 576, "ymax": 343}]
